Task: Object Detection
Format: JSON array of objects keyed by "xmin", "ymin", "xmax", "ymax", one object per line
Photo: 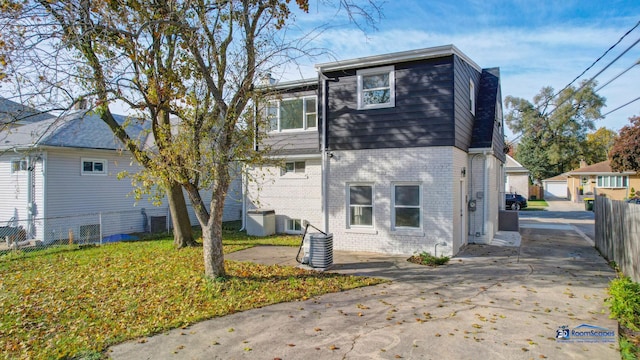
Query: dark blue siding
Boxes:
[
  {"xmin": 324, "ymin": 56, "xmax": 456, "ymax": 150},
  {"xmin": 453, "ymin": 55, "xmax": 482, "ymax": 150}
]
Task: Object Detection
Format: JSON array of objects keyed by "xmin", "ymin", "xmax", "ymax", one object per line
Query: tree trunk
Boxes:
[
  {"xmin": 167, "ymin": 181, "xmax": 197, "ymax": 248},
  {"xmin": 202, "ymin": 190, "xmax": 226, "ymax": 278}
]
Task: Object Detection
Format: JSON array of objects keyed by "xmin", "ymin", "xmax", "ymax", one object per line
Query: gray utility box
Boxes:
[
  {"xmin": 307, "ymin": 232, "xmax": 333, "ymax": 269},
  {"xmin": 246, "ymin": 209, "xmax": 276, "ymax": 236}
]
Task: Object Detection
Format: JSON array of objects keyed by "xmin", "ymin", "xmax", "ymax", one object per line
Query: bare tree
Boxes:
[{"xmin": 0, "ymin": 0, "xmax": 383, "ymax": 278}]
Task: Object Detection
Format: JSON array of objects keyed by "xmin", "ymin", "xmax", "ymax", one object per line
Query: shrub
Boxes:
[
  {"xmin": 408, "ymin": 252, "xmax": 450, "ymax": 267},
  {"xmin": 606, "ymin": 275, "xmax": 640, "ymax": 331}
]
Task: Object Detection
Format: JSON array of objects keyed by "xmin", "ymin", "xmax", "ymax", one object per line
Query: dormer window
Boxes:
[
  {"xmin": 357, "ymin": 66, "xmax": 395, "ymax": 110},
  {"xmin": 267, "ymin": 96, "xmax": 317, "ymax": 132}
]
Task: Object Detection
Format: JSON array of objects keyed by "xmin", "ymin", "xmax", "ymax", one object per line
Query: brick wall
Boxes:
[{"xmin": 326, "ymin": 146, "xmax": 460, "ymax": 256}]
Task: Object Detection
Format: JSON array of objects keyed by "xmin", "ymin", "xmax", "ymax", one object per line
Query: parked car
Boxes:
[{"xmin": 505, "ymin": 193, "xmax": 528, "ymax": 210}]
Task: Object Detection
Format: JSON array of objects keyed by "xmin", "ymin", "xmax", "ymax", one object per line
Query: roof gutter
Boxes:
[{"xmin": 315, "ymin": 44, "xmax": 482, "ymax": 73}]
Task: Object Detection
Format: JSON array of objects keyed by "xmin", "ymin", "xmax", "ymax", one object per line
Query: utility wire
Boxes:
[
  {"xmin": 507, "ymin": 21, "xmax": 640, "ymax": 145},
  {"xmin": 595, "ymin": 58, "xmax": 640, "ymax": 92},
  {"xmin": 550, "ymin": 20, "xmax": 640, "ymax": 101},
  {"xmin": 546, "ymin": 36, "xmax": 640, "ymax": 118},
  {"xmin": 602, "ymin": 96, "xmax": 640, "ymax": 117}
]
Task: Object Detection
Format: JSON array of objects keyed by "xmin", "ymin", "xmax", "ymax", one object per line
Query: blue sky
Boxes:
[{"xmin": 277, "ymin": 0, "xmax": 640, "ymax": 140}]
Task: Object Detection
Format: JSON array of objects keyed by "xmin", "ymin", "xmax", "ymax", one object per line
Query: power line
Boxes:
[
  {"xmin": 595, "ymin": 58, "xmax": 640, "ymax": 92},
  {"xmin": 602, "ymin": 96, "xmax": 640, "ymax": 117},
  {"xmin": 550, "ymin": 20, "xmax": 640, "ymax": 101},
  {"xmin": 507, "ymin": 21, "xmax": 640, "ymax": 145}
]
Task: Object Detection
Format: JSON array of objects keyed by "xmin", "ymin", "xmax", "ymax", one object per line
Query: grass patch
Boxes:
[
  {"xmin": 519, "ymin": 199, "xmax": 548, "ymax": 211},
  {"xmin": 0, "ymin": 230, "xmax": 383, "ymax": 359},
  {"xmin": 407, "ymin": 252, "xmax": 450, "ymax": 267}
]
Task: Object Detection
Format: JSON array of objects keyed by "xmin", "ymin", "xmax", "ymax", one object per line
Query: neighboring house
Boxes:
[
  {"xmin": 0, "ymin": 97, "xmax": 53, "ymax": 128},
  {"xmin": 505, "ymin": 154, "xmax": 529, "ymax": 199},
  {"xmin": 542, "ymin": 174, "xmax": 568, "ymax": 199},
  {"xmin": 1, "ymin": 110, "xmax": 241, "ymax": 246},
  {"xmin": 566, "ymin": 160, "xmax": 639, "ymax": 201},
  {"xmin": 247, "ymin": 45, "xmax": 506, "ymax": 257}
]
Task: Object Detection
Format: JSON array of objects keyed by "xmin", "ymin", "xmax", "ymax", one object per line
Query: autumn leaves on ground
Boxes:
[{"xmin": 0, "ymin": 230, "xmax": 384, "ymax": 359}]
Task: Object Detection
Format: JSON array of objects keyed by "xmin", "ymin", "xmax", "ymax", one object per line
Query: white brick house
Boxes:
[{"xmin": 246, "ymin": 45, "xmax": 506, "ymax": 257}]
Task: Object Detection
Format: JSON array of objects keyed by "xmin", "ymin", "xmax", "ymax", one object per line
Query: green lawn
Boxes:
[
  {"xmin": 522, "ymin": 199, "xmax": 549, "ymax": 210},
  {"xmin": 0, "ymin": 226, "xmax": 385, "ymax": 359}
]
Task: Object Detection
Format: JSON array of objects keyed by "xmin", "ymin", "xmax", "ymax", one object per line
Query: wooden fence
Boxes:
[
  {"xmin": 595, "ymin": 196, "xmax": 640, "ymax": 282},
  {"xmin": 528, "ymin": 185, "xmax": 544, "ymax": 200}
]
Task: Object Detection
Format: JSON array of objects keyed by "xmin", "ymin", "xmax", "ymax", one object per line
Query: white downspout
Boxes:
[
  {"xmin": 321, "ymin": 74, "xmax": 329, "ymax": 233},
  {"xmin": 239, "ymin": 164, "xmax": 248, "ymax": 231},
  {"xmin": 482, "ymin": 150, "xmax": 489, "ymax": 235}
]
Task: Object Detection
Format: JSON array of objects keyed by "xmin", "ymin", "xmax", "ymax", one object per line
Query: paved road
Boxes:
[{"xmin": 108, "ymin": 200, "xmax": 617, "ymax": 360}]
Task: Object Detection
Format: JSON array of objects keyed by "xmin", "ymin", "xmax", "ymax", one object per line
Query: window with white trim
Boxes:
[
  {"xmin": 267, "ymin": 96, "xmax": 317, "ymax": 132},
  {"xmin": 392, "ymin": 184, "xmax": 421, "ymax": 229},
  {"xmin": 357, "ymin": 66, "xmax": 395, "ymax": 110},
  {"xmin": 81, "ymin": 158, "xmax": 107, "ymax": 175},
  {"xmin": 469, "ymin": 79, "xmax": 476, "ymax": 115},
  {"xmin": 597, "ymin": 175, "xmax": 628, "ymax": 188},
  {"xmin": 283, "ymin": 161, "xmax": 305, "ymax": 175},
  {"xmin": 348, "ymin": 184, "xmax": 373, "ymax": 227},
  {"xmin": 286, "ymin": 219, "xmax": 303, "ymax": 233},
  {"xmin": 10, "ymin": 159, "xmax": 27, "ymax": 173}
]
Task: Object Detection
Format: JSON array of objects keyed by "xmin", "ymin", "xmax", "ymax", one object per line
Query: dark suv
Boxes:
[{"xmin": 505, "ymin": 193, "xmax": 528, "ymax": 210}]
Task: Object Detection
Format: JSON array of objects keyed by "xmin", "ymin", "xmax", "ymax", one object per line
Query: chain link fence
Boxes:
[{"xmin": 0, "ymin": 207, "xmax": 171, "ymax": 253}]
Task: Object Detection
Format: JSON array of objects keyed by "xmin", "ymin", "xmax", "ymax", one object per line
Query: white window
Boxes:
[
  {"xmin": 469, "ymin": 79, "xmax": 476, "ymax": 115},
  {"xmin": 10, "ymin": 159, "xmax": 27, "ymax": 173},
  {"xmin": 81, "ymin": 158, "xmax": 107, "ymax": 175},
  {"xmin": 597, "ymin": 175, "xmax": 627, "ymax": 188},
  {"xmin": 357, "ymin": 66, "xmax": 395, "ymax": 110},
  {"xmin": 267, "ymin": 96, "xmax": 317, "ymax": 132},
  {"xmin": 283, "ymin": 161, "xmax": 305, "ymax": 175},
  {"xmin": 348, "ymin": 184, "xmax": 373, "ymax": 227},
  {"xmin": 286, "ymin": 219, "xmax": 304, "ymax": 233},
  {"xmin": 392, "ymin": 184, "xmax": 421, "ymax": 229}
]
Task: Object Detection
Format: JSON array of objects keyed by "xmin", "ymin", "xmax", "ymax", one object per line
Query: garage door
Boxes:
[{"xmin": 544, "ymin": 182, "xmax": 567, "ymax": 198}]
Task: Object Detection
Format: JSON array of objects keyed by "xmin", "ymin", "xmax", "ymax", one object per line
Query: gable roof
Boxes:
[
  {"xmin": 0, "ymin": 97, "xmax": 53, "ymax": 126},
  {"xmin": 542, "ymin": 174, "xmax": 568, "ymax": 182},
  {"xmin": 567, "ymin": 160, "xmax": 636, "ymax": 175},
  {"xmin": 0, "ymin": 110, "xmax": 150, "ymax": 151},
  {"xmin": 505, "ymin": 154, "xmax": 529, "ymax": 173}
]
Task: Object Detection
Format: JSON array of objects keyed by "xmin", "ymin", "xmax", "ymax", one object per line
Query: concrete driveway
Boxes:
[{"xmin": 108, "ymin": 209, "xmax": 618, "ymax": 359}]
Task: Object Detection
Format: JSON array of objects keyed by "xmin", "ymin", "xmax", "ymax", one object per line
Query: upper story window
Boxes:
[
  {"xmin": 469, "ymin": 79, "xmax": 476, "ymax": 115},
  {"xmin": 81, "ymin": 158, "xmax": 107, "ymax": 176},
  {"xmin": 357, "ymin": 66, "xmax": 395, "ymax": 110},
  {"xmin": 392, "ymin": 184, "xmax": 422, "ymax": 229},
  {"xmin": 11, "ymin": 159, "xmax": 27, "ymax": 173},
  {"xmin": 597, "ymin": 175, "xmax": 627, "ymax": 188},
  {"xmin": 268, "ymin": 96, "xmax": 317, "ymax": 132}
]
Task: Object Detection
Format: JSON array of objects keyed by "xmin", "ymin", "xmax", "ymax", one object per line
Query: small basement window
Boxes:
[
  {"xmin": 283, "ymin": 161, "xmax": 305, "ymax": 174},
  {"xmin": 81, "ymin": 158, "xmax": 107, "ymax": 175},
  {"xmin": 286, "ymin": 219, "xmax": 303, "ymax": 233}
]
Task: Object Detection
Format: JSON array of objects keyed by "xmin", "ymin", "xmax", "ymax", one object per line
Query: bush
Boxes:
[
  {"xmin": 408, "ymin": 252, "xmax": 450, "ymax": 267},
  {"xmin": 606, "ymin": 275, "xmax": 640, "ymax": 331}
]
